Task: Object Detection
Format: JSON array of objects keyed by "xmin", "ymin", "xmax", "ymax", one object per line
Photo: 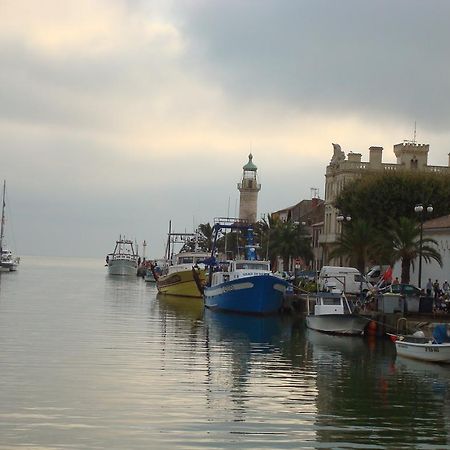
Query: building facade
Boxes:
[
  {"xmin": 394, "ymin": 214, "xmax": 450, "ymax": 288},
  {"xmin": 238, "ymin": 154, "xmax": 261, "ymax": 223},
  {"xmin": 319, "ymin": 141, "xmax": 450, "ymax": 266}
]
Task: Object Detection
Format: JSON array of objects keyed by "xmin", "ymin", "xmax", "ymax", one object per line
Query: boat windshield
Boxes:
[
  {"xmin": 178, "ymin": 256, "xmax": 194, "ymax": 264},
  {"xmin": 321, "ymin": 297, "xmax": 342, "ymax": 306},
  {"xmin": 235, "ymin": 262, "xmax": 269, "ymax": 271}
]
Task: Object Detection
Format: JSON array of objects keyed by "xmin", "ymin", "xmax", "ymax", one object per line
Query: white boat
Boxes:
[
  {"xmin": 305, "ymin": 291, "xmax": 369, "ymax": 335},
  {"xmin": 106, "ymin": 237, "xmax": 140, "ymax": 276},
  {"xmin": 0, "ymin": 181, "xmax": 20, "ymax": 272},
  {"xmin": 389, "ymin": 325, "xmax": 450, "ymax": 363}
]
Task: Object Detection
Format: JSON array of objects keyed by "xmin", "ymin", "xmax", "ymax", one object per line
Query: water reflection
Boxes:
[
  {"xmin": 1, "ymin": 258, "xmax": 449, "ymax": 449},
  {"xmin": 157, "ymin": 293, "xmax": 204, "ymax": 322},
  {"xmin": 203, "ymin": 309, "xmax": 287, "ymax": 346},
  {"xmin": 305, "ymin": 329, "xmax": 450, "ymax": 448}
]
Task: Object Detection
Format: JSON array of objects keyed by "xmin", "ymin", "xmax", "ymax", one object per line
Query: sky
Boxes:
[{"xmin": 1, "ymin": 0, "xmax": 450, "ymax": 259}]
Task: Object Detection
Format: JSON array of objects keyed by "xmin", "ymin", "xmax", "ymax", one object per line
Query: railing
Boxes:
[
  {"xmin": 110, "ymin": 254, "xmax": 139, "ymax": 261},
  {"xmin": 328, "ymin": 161, "xmax": 450, "ymax": 174}
]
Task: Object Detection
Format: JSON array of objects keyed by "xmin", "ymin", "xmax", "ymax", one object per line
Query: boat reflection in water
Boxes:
[
  {"xmin": 395, "ymin": 355, "xmax": 450, "ymax": 389},
  {"xmin": 305, "ymin": 328, "xmax": 367, "ymax": 356},
  {"xmin": 203, "ymin": 308, "xmax": 289, "ymax": 347},
  {"xmin": 156, "ymin": 293, "xmax": 204, "ymax": 322}
]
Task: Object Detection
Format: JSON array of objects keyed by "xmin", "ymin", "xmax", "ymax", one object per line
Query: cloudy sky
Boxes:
[{"xmin": 1, "ymin": 0, "xmax": 450, "ymax": 259}]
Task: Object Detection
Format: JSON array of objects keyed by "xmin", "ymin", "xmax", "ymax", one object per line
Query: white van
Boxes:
[
  {"xmin": 318, "ymin": 266, "xmax": 372, "ymax": 295},
  {"xmin": 366, "ymin": 265, "xmax": 390, "ymax": 285}
]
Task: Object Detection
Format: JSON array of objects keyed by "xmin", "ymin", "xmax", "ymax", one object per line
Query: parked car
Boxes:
[{"xmin": 389, "ymin": 283, "xmax": 422, "ymax": 297}]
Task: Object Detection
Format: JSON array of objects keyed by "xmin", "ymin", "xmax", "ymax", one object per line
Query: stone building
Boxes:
[
  {"xmin": 238, "ymin": 154, "xmax": 261, "ymax": 223},
  {"xmin": 319, "ymin": 141, "xmax": 450, "ymax": 266}
]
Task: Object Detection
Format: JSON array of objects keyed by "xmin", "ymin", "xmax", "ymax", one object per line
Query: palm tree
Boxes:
[
  {"xmin": 180, "ymin": 223, "xmax": 214, "ymax": 252},
  {"xmin": 254, "ymin": 214, "xmax": 279, "ymax": 263},
  {"xmin": 197, "ymin": 223, "xmax": 214, "ymax": 252},
  {"xmin": 388, "ymin": 216, "xmax": 442, "ymax": 284},
  {"xmin": 269, "ymin": 220, "xmax": 312, "ymax": 271},
  {"xmin": 328, "ymin": 219, "xmax": 380, "ymax": 274}
]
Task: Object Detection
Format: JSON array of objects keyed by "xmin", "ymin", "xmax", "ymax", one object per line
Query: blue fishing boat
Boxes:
[{"xmin": 203, "ymin": 220, "xmax": 289, "ymax": 314}]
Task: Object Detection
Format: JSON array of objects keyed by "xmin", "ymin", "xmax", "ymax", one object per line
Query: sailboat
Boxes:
[{"xmin": 0, "ymin": 181, "xmax": 20, "ymax": 271}]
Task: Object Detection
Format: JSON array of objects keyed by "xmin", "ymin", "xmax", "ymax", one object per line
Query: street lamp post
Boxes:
[
  {"xmin": 336, "ymin": 213, "xmax": 351, "ymax": 267},
  {"xmin": 414, "ymin": 204, "xmax": 433, "ymax": 288}
]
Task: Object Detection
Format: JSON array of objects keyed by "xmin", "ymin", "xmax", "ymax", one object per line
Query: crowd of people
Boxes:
[{"xmin": 425, "ymin": 278, "xmax": 450, "ymax": 311}]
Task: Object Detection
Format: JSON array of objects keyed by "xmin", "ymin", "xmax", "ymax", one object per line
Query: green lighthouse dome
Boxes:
[{"xmin": 243, "ymin": 154, "xmax": 257, "ymax": 171}]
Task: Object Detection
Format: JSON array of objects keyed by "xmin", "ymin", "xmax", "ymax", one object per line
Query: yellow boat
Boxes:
[{"xmin": 156, "ymin": 251, "xmax": 209, "ymax": 298}]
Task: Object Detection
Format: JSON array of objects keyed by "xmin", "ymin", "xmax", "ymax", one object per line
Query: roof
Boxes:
[
  {"xmin": 423, "ymin": 214, "xmax": 450, "ymax": 230},
  {"xmin": 243, "ymin": 154, "xmax": 257, "ymax": 171}
]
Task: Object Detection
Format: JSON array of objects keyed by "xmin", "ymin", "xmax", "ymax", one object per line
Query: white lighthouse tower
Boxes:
[{"xmin": 237, "ymin": 154, "xmax": 261, "ymax": 223}]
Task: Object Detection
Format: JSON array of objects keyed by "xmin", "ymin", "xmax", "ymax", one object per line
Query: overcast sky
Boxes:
[{"xmin": 1, "ymin": 0, "xmax": 450, "ymax": 259}]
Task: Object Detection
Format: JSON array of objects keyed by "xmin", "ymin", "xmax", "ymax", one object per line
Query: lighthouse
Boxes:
[{"xmin": 237, "ymin": 154, "xmax": 261, "ymax": 223}]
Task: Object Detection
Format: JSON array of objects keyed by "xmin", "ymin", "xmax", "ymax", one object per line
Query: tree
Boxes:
[
  {"xmin": 253, "ymin": 214, "xmax": 279, "ymax": 264},
  {"xmin": 180, "ymin": 223, "xmax": 214, "ymax": 252},
  {"xmin": 335, "ymin": 172, "xmax": 450, "ymax": 232},
  {"xmin": 328, "ymin": 219, "xmax": 382, "ymax": 273},
  {"xmin": 269, "ymin": 220, "xmax": 312, "ymax": 271},
  {"xmin": 388, "ymin": 216, "xmax": 442, "ymax": 284}
]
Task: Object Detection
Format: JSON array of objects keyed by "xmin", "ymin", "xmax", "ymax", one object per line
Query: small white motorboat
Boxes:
[
  {"xmin": 389, "ymin": 325, "xmax": 450, "ymax": 363},
  {"xmin": 305, "ymin": 290, "xmax": 369, "ymax": 335}
]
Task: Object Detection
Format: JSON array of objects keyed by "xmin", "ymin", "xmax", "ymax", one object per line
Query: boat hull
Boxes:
[
  {"xmin": 157, "ymin": 269, "xmax": 206, "ymax": 298},
  {"xmin": 144, "ymin": 270, "xmax": 156, "ymax": 282},
  {"xmin": 394, "ymin": 340, "xmax": 450, "ymax": 363},
  {"xmin": 0, "ymin": 261, "xmax": 18, "ymax": 271},
  {"xmin": 306, "ymin": 314, "xmax": 368, "ymax": 335},
  {"xmin": 108, "ymin": 259, "xmax": 138, "ymax": 276},
  {"xmin": 204, "ymin": 275, "xmax": 288, "ymax": 314}
]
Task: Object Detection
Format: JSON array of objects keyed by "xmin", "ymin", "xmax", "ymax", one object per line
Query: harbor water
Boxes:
[{"xmin": 0, "ymin": 256, "xmax": 449, "ymax": 449}]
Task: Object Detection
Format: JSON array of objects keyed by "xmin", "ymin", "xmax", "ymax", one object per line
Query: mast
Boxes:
[
  {"xmin": 165, "ymin": 220, "xmax": 172, "ymax": 260},
  {"xmin": 0, "ymin": 180, "xmax": 5, "ymax": 253}
]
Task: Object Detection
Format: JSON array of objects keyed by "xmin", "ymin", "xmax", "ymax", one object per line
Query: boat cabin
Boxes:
[
  {"xmin": 175, "ymin": 252, "xmax": 210, "ymax": 265},
  {"xmin": 166, "ymin": 252, "xmax": 210, "ymax": 275},
  {"xmin": 314, "ymin": 292, "xmax": 353, "ymax": 316},
  {"xmin": 211, "ymin": 259, "xmax": 271, "ymax": 285}
]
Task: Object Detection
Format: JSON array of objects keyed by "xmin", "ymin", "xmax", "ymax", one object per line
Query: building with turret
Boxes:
[
  {"xmin": 238, "ymin": 154, "xmax": 261, "ymax": 223},
  {"xmin": 319, "ymin": 141, "xmax": 450, "ymax": 266}
]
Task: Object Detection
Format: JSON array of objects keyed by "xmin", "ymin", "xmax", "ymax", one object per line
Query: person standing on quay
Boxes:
[
  {"xmin": 433, "ymin": 279, "xmax": 440, "ymax": 299},
  {"xmin": 443, "ymin": 280, "xmax": 449, "ymax": 296},
  {"xmin": 426, "ymin": 278, "xmax": 433, "ymax": 297}
]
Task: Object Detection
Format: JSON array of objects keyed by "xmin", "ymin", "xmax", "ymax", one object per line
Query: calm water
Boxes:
[{"xmin": 0, "ymin": 256, "xmax": 449, "ymax": 449}]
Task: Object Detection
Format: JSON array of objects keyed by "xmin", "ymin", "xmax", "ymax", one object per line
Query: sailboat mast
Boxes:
[{"xmin": 0, "ymin": 180, "xmax": 5, "ymax": 253}]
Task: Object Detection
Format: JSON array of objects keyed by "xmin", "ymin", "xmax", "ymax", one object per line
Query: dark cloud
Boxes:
[{"xmin": 180, "ymin": 0, "xmax": 450, "ymax": 130}]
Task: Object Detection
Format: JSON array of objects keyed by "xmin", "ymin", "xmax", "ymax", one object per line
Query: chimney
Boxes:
[
  {"xmin": 369, "ymin": 146, "xmax": 383, "ymax": 166},
  {"xmin": 347, "ymin": 152, "xmax": 362, "ymax": 163}
]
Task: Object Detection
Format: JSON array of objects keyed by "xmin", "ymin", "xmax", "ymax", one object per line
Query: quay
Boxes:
[{"xmin": 284, "ymin": 292, "xmax": 450, "ymax": 338}]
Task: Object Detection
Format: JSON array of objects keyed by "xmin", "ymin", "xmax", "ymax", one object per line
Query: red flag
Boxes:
[{"xmin": 382, "ymin": 266, "xmax": 393, "ymax": 282}]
